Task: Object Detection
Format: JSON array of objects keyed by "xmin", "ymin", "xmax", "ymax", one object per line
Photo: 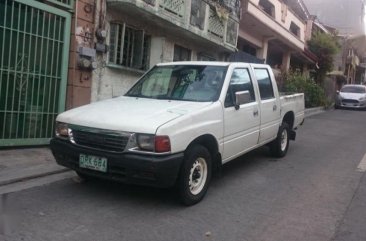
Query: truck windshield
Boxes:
[{"xmin": 125, "ymin": 65, "xmax": 228, "ymax": 102}]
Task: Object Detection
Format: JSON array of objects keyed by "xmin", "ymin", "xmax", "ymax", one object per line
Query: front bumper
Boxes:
[
  {"xmin": 50, "ymin": 138, "xmax": 184, "ymax": 188},
  {"xmin": 336, "ymin": 99, "xmax": 366, "ymax": 109}
]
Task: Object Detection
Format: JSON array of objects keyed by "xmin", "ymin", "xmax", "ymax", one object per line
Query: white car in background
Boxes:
[{"xmin": 335, "ymin": 84, "xmax": 366, "ymax": 109}]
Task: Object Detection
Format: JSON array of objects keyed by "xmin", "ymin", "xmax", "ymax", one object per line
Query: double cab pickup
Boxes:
[{"xmin": 51, "ymin": 62, "xmax": 304, "ymax": 205}]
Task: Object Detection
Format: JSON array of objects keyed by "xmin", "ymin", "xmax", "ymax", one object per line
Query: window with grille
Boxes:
[
  {"xmin": 173, "ymin": 45, "xmax": 191, "ymax": 61},
  {"xmin": 109, "ymin": 23, "xmax": 150, "ymax": 70}
]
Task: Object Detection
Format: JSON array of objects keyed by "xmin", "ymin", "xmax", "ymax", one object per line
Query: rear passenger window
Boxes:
[
  {"xmin": 254, "ymin": 68, "xmax": 274, "ymax": 100},
  {"xmin": 225, "ymin": 68, "xmax": 255, "ymax": 107}
]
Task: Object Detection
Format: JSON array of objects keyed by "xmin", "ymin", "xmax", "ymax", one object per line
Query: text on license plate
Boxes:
[{"xmin": 79, "ymin": 154, "xmax": 107, "ymax": 172}]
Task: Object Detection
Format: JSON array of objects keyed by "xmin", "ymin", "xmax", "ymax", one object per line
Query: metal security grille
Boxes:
[
  {"xmin": 0, "ymin": 0, "xmax": 71, "ymax": 146},
  {"xmin": 44, "ymin": 0, "xmax": 74, "ymax": 10},
  {"xmin": 208, "ymin": 8, "xmax": 224, "ymax": 40},
  {"xmin": 159, "ymin": 0, "xmax": 185, "ymax": 17}
]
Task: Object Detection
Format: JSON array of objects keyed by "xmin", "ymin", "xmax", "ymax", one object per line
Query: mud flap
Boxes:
[{"xmin": 289, "ymin": 130, "xmax": 296, "ymax": 140}]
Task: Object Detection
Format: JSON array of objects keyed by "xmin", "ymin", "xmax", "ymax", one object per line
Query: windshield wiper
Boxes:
[{"xmin": 155, "ymin": 95, "xmax": 171, "ymax": 100}]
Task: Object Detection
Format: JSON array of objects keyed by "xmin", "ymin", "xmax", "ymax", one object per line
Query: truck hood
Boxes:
[{"xmin": 57, "ymin": 96, "xmax": 212, "ymax": 133}]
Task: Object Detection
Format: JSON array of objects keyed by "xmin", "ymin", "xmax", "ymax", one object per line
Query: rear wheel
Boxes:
[
  {"xmin": 178, "ymin": 145, "xmax": 212, "ymax": 206},
  {"xmin": 269, "ymin": 122, "xmax": 290, "ymax": 158}
]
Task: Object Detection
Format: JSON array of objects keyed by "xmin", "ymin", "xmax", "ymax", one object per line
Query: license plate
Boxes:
[{"xmin": 79, "ymin": 154, "xmax": 107, "ymax": 172}]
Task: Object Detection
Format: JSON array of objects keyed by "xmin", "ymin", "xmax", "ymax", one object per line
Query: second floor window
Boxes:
[
  {"xmin": 290, "ymin": 22, "xmax": 300, "ymax": 38},
  {"xmin": 259, "ymin": 0, "xmax": 275, "ymax": 18},
  {"xmin": 109, "ymin": 23, "xmax": 150, "ymax": 70}
]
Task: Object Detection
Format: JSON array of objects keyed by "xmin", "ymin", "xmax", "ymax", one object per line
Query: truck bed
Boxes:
[{"xmin": 280, "ymin": 93, "xmax": 305, "ymax": 129}]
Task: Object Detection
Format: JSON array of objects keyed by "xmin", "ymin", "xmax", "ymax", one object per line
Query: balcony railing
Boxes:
[
  {"xmin": 159, "ymin": 0, "xmax": 185, "ymax": 17},
  {"xmin": 108, "ymin": 0, "xmax": 239, "ymax": 50}
]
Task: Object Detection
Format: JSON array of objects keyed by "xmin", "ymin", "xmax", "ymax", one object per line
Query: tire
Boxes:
[
  {"xmin": 269, "ymin": 122, "xmax": 290, "ymax": 158},
  {"xmin": 178, "ymin": 145, "xmax": 212, "ymax": 206}
]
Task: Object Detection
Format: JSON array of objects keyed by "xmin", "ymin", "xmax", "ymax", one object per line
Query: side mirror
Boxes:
[{"xmin": 235, "ymin": 91, "xmax": 251, "ymax": 110}]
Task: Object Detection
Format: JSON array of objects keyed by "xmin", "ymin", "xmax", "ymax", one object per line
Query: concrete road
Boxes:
[{"xmin": 1, "ymin": 109, "xmax": 366, "ymax": 241}]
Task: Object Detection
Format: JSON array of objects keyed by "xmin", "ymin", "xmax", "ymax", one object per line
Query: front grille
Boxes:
[
  {"xmin": 342, "ymin": 99, "xmax": 359, "ymax": 104},
  {"xmin": 71, "ymin": 129, "xmax": 129, "ymax": 152}
]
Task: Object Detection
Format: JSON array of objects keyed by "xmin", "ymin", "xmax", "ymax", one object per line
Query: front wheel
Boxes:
[
  {"xmin": 269, "ymin": 122, "xmax": 290, "ymax": 158},
  {"xmin": 178, "ymin": 145, "xmax": 212, "ymax": 206}
]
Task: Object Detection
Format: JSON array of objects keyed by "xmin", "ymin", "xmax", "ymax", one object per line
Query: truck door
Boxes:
[
  {"xmin": 253, "ymin": 68, "xmax": 281, "ymax": 144},
  {"xmin": 222, "ymin": 68, "xmax": 260, "ymax": 161}
]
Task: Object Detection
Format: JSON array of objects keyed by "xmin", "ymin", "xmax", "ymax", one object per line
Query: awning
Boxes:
[{"xmin": 302, "ymin": 48, "xmax": 319, "ymax": 64}]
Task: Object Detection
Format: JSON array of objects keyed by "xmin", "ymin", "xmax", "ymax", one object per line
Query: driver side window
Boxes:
[{"xmin": 225, "ymin": 68, "xmax": 255, "ymax": 107}]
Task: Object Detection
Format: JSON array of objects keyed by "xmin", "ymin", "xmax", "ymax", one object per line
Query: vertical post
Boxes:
[
  {"xmin": 347, "ymin": 64, "xmax": 351, "ymax": 84},
  {"xmin": 256, "ymin": 37, "xmax": 269, "ymax": 63},
  {"xmin": 282, "ymin": 50, "xmax": 291, "ymax": 72}
]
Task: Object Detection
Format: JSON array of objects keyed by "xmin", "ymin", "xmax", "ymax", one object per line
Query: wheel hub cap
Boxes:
[
  {"xmin": 188, "ymin": 157, "xmax": 208, "ymax": 195},
  {"xmin": 281, "ymin": 129, "xmax": 288, "ymax": 151}
]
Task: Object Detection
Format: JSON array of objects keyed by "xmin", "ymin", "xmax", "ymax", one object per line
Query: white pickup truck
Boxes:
[{"xmin": 51, "ymin": 62, "xmax": 304, "ymax": 205}]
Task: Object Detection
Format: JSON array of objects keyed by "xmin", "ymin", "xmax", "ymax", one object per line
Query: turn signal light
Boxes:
[{"xmin": 155, "ymin": 136, "xmax": 171, "ymax": 153}]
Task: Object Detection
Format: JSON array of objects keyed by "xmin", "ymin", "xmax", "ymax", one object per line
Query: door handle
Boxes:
[
  {"xmin": 253, "ymin": 109, "xmax": 259, "ymax": 117},
  {"xmin": 273, "ymin": 105, "xmax": 277, "ymax": 111}
]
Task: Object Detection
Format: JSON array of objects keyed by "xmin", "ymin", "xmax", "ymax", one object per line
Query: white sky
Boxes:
[{"xmin": 302, "ymin": 0, "xmax": 365, "ymax": 35}]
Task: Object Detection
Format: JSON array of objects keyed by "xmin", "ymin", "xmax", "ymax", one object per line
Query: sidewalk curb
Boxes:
[
  {"xmin": 305, "ymin": 106, "xmax": 326, "ymax": 118},
  {"xmin": 0, "ymin": 168, "xmax": 71, "ymax": 187}
]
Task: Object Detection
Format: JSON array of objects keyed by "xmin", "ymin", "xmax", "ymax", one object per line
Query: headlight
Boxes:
[
  {"xmin": 136, "ymin": 134, "xmax": 171, "ymax": 153},
  {"xmin": 55, "ymin": 122, "xmax": 69, "ymax": 139},
  {"xmin": 137, "ymin": 134, "xmax": 155, "ymax": 151},
  {"xmin": 359, "ymin": 97, "xmax": 366, "ymax": 101}
]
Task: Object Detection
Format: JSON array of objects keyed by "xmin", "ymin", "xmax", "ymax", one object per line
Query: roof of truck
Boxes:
[
  {"xmin": 156, "ymin": 61, "xmax": 269, "ymax": 67},
  {"xmin": 157, "ymin": 61, "xmax": 230, "ymax": 66}
]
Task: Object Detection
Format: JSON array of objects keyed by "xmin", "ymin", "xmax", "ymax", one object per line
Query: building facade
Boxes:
[
  {"xmin": 237, "ymin": 0, "xmax": 317, "ymax": 74},
  {"xmin": 89, "ymin": 0, "xmax": 240, "ymax": 101}
]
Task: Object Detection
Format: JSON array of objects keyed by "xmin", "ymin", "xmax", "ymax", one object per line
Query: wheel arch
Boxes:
[
  {"xmin": 185, "ymin": 134, "xmax": 221, "ymax": 174},
  {"xmin": 186, "ymin": 134, "xmax": 219, "ymax": 156}
]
